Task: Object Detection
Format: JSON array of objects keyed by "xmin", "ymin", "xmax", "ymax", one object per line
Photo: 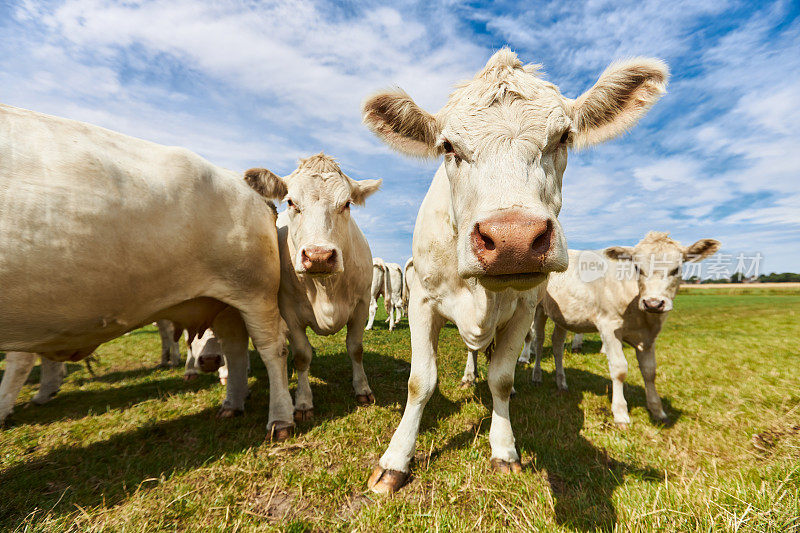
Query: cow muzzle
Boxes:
[
  {"xmin": 299, "ymin": 245, "xmax": 339, "ymax": 274},
  {"xmin": 197, "ymin": 354, "xmax": 224, "ymax": 373},
  {"xmin": 641, "ymin": 297, "xmax": 671, "ymax": 313},
  {"xmin": 470, "ymin": 211, "xmax": 554, "ymax": 283}
]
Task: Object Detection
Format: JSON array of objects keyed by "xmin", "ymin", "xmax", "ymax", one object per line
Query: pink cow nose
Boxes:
[
  {"xmin": 301, "ymin": 246, "xmax": 337, "ymax": 273},
  {"xmin": 470, "ymin": 212, "xmax": 553, "ymax": 275},
  {"xmin": 642, "ymin": 298, "xmax": 666, "ymax": 312}
]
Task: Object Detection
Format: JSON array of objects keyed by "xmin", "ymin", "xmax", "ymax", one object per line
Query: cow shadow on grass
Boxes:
[{"xmin": 0, "ymin": 347, "xmax": 459, "ymax": 526}]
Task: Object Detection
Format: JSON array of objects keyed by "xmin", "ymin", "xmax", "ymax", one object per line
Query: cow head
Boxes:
[
  {"xmin": 605, "ymin": 232, "xmax": 720, "ymax": 313},
  {"xmin": 245, "ymin": 154, "xmax": 381, "ymax": 276},
  {"xmin": 362, "ymin": 48, "xmax": 668, "ymax": 291}
]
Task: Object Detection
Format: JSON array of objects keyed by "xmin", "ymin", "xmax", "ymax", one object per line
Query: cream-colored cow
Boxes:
[
  {"xmin": 523, "ymin": 232, "xmax": 719, "ymax": 427},
  {"xmin": 361, "ymin": 48, "xmax": 668, "ymax": 493},
  {"xmin": 384, "ymin": 262, "xmax": 405, "ymax": 326},
  {"xmin": 0, "ymin": 103, "xmax": 291, "ymax": 438},
  {"xmin": 245, "ymin": 154, "xmax": 380, "ymax": 420},
  {"xmin": 365, "ymin": 258, "xmax": 392, "ymax": 330}
]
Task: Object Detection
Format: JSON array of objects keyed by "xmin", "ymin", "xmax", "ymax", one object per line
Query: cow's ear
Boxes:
[
  {"xmin": 604, "ymin": 246, "xmax": 635, "ymax": 261},
  {"xmin": 684, "ymin": 239, "xmax": 720, "ymax": 262},
  {"xmin": 362, "ymin": 89, "xmax": 440, "ymax": 158},
  {"xmin": 571, "ymin": 58, "xmax": 668, "ymax": 149},
  {"xmin": 244, "ymin": 168, "xmax": 287, "ymax": 200},
  {"xmin": 350, "ymin": 178, "xmax": 382, "ymax": 206}
]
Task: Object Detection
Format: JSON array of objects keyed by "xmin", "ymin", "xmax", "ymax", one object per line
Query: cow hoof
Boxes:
[
  {"xmin": 368, "ymin": 466, "xmax": 409, "ymax": 494},
  {"xmin": 459, "ymin": 379, "xmax": 474, "ymax": 389},
  {"xmin": 490, "ymin": 458, "xmax": 523, "ymax": 474},
  {"xmin": 556, "ymin": 387, "xmax": 569, "ymax": 394},
  {"xmin": 356, "ymin": 393, "xmax": 375, "ymax": 406},
  {"xmin": 571, "ymin": 347, "xmax": 582, "ymax": 354},
  {"xmin": 31, "ymin": 391, "xmax": 58, "ymax": 405},
  {"xmin": 219, "ymin": 377, "xmax": 227, "ymax": 386},
  {"xmin": 183, "ymin": 374, "xmax": 199, "ymax": 382},
  {"xmin": 652, "ymin": 415, "xmax": 670, "ymax": 425},
  {"xmin": 217, "ymin": 408, "xmax": 243, "ymax": 419},
  {"xmin": 267, "ymin": 422, "xmax": 294, "ymax": 442},
  {"xmin": 293, "ymin": 408, "xmax": 314, "ymax": 422},
  {"xmin": 157, "ymin": 362, "xmax": 170, "ymax": 369},
  {"xmin": 615, "ymin": 422, "xmax": 630, "ymax": 430}
]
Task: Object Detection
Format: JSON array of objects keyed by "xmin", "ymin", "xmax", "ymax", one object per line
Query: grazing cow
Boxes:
[
  {"xmin": 361, "ymin": 48, "xmax": 668, "ymax": 492},
  {"xmin": 384, "ymin": 262, "xmax": 405, "ymax": 326},
  {"xmin": 0, "ymin": 103, "xmax": 291, "ymax": 437},
  {"xmin": 244, "ymin": 154, "xmax": 380, "ymax": 420},
  {"xmin": 402, "ymin": 257, "xmax": 414, "ymax": 314},
  {"xmin": 524, "ymin": 232, "xmax": 719, "ymax": 427},
  {"xmin": 365, "ymin": 258, "xmax": 393, "ymax": 330},
  {"xmin": 183, "ymin": 328, "xmax": 230, "ymax": 384}
]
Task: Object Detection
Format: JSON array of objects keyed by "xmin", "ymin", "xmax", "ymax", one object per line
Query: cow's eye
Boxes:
[
  {"xmin": 343, "ymin": 201, "xmax": 351, "ymax": 211},
  {"xmin": 559, "ymin": 130, "xmax": 570, "ymax": 144},
  {"xmin": 442, "ymin": 140, "xmax": 455, "ymax": 154},
  {"xmin": 287, "ymin": 199, "xmax": 300, "ymax": 212}
]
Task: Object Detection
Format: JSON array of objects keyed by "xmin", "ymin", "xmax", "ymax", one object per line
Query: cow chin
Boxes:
[{"xmin": 476, "ymin": 272, "xmax": 548, "ymax": 292}]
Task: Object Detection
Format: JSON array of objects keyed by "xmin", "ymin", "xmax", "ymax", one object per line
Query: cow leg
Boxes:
[
  {"xmin": 369, "ymin": 296, "xmax": 444, "ymax": 494},
  {"xmin": 157, "ymin": 320, "xmax": 180, "ymax": 368},
  {"xmin": 571, "ymin": 333, "xmax": 584, "ymax": 354},
  {"xmin": 240, "ymin": 304, "xmax": 293, "ymax": 441},
  {"xmin": 460, "ymin": 349, "xmax": 479, "ymax": 388},
  {"xmin": 183, "ymin": 332, "xmax": 199, "ymax": 381},
  {"xmin": 213, "ymin": 309, "xmax": 249, "ymax": 417},
  {"xmin": 530, "ymin": 306, "xmax": 546, "ymax": 382},
  {"xmin": 387, "ymin": 300, "xmax": 396, "ymax": 331},
  {"xmin": 288, "ymin": 328, "xmax": 315, "ymax": 421},
  {"xmin": 0, "ymin": 352, "xmax": 37, "ymax": 425},
  {"xmin": 347, "ymin": 301, "xmax": 374, "ymax": 406},
  {"xmin": 365, "ymin": 297, "xmax": 377, "ymax": 330},
  {"xmin": 31, "ymin": 357, "xmax": 66, "ymax": 405},
  {"xmin": 598, "ymin": 326, "xmax": 630, "ymax": 427},
  {"xmin": 636, "ymin": 345, "xmax": 668, "ymax": 423},
  {"xmin": 551, "ymin": 324, "xmax": 568, "ymax": 391},
  {"xmin": 486, "ymin": 305, "xmax": 532, "ymax": 474}
]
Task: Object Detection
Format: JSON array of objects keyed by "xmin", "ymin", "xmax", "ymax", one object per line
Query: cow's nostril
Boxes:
[
  {"xmin": 327, "ymin": 249, "xmax": 337, "ymax": 265},
  {"xmin": 482, "ymin": 233, "xmax": 495, "ymax": 251}
]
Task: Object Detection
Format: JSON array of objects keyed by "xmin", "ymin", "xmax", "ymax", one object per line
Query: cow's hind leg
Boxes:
[
  {"xmin": 365, "ymin": 297, "xmax": 378, "ymax": 330},
  {"xmin": 530, "ymin": 306, "xmax": 547, "ymax": 382},
  {"xmin": 348, "ymin": 300, "xmax": 374, "ymax": 406},
  {"xmin": 31, "ymin": 357, "xmax": 66, "ymax": 405},
  {"xmin": 551, "ymin": 324, "xmax": 568, "ymax": 392},
  {"xmin": 157, "ymin": 320, "xmax": 181, "ymax": 368},
  {"xmin": 0, "ymin": 352, "xmax": 37, "ymax": 425},
  {"xmin": 460, "ymin": 349, "xmax": 479, "ymax": 388},
  {"xmin": 636, "ymin": 345, "xmax": 668, "ymax": 423},
  {"xmin": 571, "ymin": 333, "xmax": 584, "ymax": 354},
  {"xmin": 289, "ymin": 328, "xmax": 315, "ymax": 422},
  {"xmin": 213, "ymin": 308, "xmax": 250, "ymax": 417},
  {"xmin": 599, "ymin": 326, "xmax": 630, "ymax": 428},
  {"xmin": 369, "ymin": 294, "xmax": 444, "ymax": 494}
]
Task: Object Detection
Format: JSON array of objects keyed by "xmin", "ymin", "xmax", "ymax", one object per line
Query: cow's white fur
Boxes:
[
  {"xmin": 365, "ymin": 258, "xmax": 392, "ymax": 330},
  {"xmin": 247, "ymin": 154, "xmax": 379, "ymax": 415},
  {"xmin": 402, "ymin": 258, "xmax": 414, "ymax": 313},
  {"xmin": 0, "ymin": 104, "xmax": 288, "ymax": 431},
  {"xmin": 361, "ymin": 48, "xmax": 668, "ymax": 486},
  {"xmin": 384, "ymin": 262, "xmax": 405, "ymax": 325},
  {"xmin": 527, "ymin": 233, "xmax": 719, "ymax": 426}
]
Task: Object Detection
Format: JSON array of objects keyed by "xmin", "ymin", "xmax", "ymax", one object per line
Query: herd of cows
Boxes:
[{"xmin": 0, "ymin": 48, "xmax": 721, "ymax": 496}]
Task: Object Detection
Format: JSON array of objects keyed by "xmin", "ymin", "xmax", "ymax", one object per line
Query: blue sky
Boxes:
[{"xmin": 1, "ymin": 0, "xmax": 798, "ymax": 274}]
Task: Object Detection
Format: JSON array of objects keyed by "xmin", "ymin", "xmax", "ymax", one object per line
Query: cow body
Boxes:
[
  {"xmin": 361, "ymin": 48, "xmax": 668, "ymax": 492},
  {"xmin": 365, "ymin": 258, "xmax": 392, "ymax": 330},
  {"xmin": 524, "ymin": 233, "xmax": 719, "ymax": 426},
  {"xmin": 0, "ymin": 104, "xmax": 291, "ymax": 434}
]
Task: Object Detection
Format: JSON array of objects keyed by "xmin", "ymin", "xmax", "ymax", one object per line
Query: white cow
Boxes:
[
  {"xmin": 402, "ymin": 257, "xmax": 414, "ymax": 313},
  {"xmin": 183, "ymin": 328, "xmax": 230, "ymax": 384},
  {"xmin": 384, "ymin": 262, "xmax": 405, "ymax": 326},
  {"xmin": 524, "ymin": 232, "xmax": 719, "ymax": 427},
  {"xmin": 245, "ymin": 153, "xmax": 380, "ymax": 420},
  {"xmin": 365, "ymin": 258, "xmax": 393, "ymax": 330},
  {"xmin": 0, "ymin": 103, "xmax": 292, "ymax": 439},
  {"xmin": 361, "ymin": 48, "xmax": 668, "ymax": 493}
]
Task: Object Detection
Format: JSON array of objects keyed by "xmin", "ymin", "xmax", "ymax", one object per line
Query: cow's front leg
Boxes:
[
  {"xmin": 288, "ymin": 328, "xmax": 314, "ymax": 422},
  {"xmin": 551, "ymin": 324, "xmax": 568, "ymax": 391},
  {"xmin": 183, "ymin": 331, "xmax": 199, "ymax": 381},
  {"xmin": 369, "ymin": 296, "xmax": 444, "ymax": 494},
  {"xmin": 213, "ymin": 308, "xmax": 250, "ymax": 417},
  {"xmin": 636, "ymin": 345, "xmax": 668, "ymax": 423},
  {"xmin": 31, "ymin": 357, "xmax": 66, "ymax": 405},
  {"xmin": 598, "ymin": 325, "xmax": 630, "ymax": 428},
  {"xmin": 460, "ymin": 349, "xmax": 479, "ymax": 388},
  {"xmin": 347, "ymin": 301, "xmax": 374, "ymax": 406},
  {"xmin": 241, "ymin": 304, "xmax": 293, "ymax": 441},
  {"xmin": 486, "ymin": 305, "xmax": 532, "ymax": 474},
  {"xmin": 571, "ymin": 333, "xmax": 584, "ymax": 354},
  {"xmin": 156, "ymin": 320, "xmax": 181, "ymax": 368},
  {"xmin": 0, "ymin": 352, "xmax": 37, "ymax": 426}
]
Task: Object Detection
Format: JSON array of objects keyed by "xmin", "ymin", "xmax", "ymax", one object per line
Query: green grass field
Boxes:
[{"xmin": 1, "ymin": 292, "xmax": 798, "ymax": 532}]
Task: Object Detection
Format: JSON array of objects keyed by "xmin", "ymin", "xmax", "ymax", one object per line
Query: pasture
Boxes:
[{"xmin": 1, "ymin": 291, "xmax": 798, "ymax": 532}]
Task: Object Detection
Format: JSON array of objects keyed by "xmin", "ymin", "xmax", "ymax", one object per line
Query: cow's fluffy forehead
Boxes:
[
  {"xmin": 285, "ymin": 153, "xmax": 352, "ymax": 205},
  {"xmin": 438, "ymin": 49, "xmax": 570, "ymax": 154},
  {"xmin": 633, "ymin": 232, "xmax": 685, "ymax": 266}
]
